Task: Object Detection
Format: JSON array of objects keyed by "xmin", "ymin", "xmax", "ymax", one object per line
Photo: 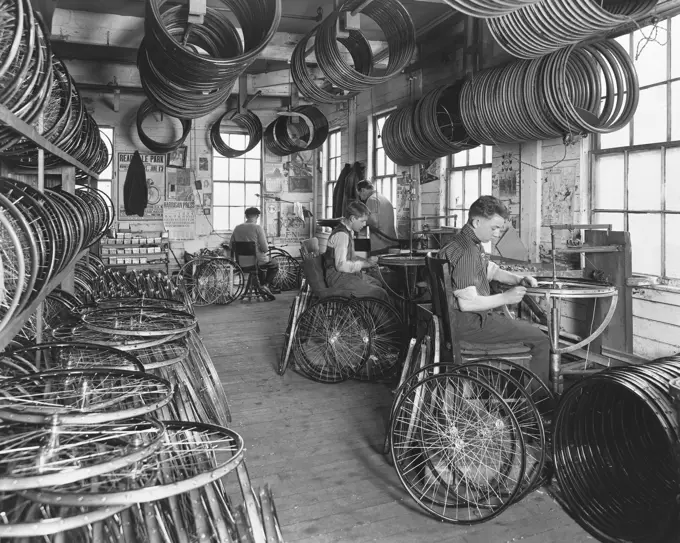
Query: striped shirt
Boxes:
[{"xmin": 438, "ymin": 224, "xmax": 499, "ymax": 297}]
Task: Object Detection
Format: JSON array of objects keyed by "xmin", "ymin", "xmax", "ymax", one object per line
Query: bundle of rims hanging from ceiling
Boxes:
[
  {"xmin": 553, "ymin": 357, "xmax": 680, "ymax": 542},
  {"xmin": 263, "ymin": 106, "xmax": 330, "ymax": 156},
  {"xmin": 458, "ymin": 39, "xmax": 640, "ymax": 145},
  {"xmin": 487, "ymin": 0, "xmax": 659, "ymax": 59},
  {"xmin": 291, "ymin": 0, "xmax": 416, "ymax": 104},
  {"xmin": 434, "ymin": 0, "xmax": 542, "ymax": 18},
  {"xmin": 136, "ymin": 0, "xmax": 281, "ymax": 155},
  {"xmin": 0, "ymin": 0, "xmax": 110, "ymax": 179},
  {"xmin": 380, "ymin": 83, "xmax": 478, "ymax": 167}
]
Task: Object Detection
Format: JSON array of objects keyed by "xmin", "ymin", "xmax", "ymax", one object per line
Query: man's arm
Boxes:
[
  {"xmin": 256, "ymin": 225, "xmax": 269, "ymax": 254},
  {"xmin": 488, "ymin": 261, "xmax": 538, "ymax": 287},
  {"xmin": 455, "ymin": 286, "xmax": 525, "ymax": 312},
  {"xmin": 329, "ymin": 232, "xmax": 363, "ymax": 273}
]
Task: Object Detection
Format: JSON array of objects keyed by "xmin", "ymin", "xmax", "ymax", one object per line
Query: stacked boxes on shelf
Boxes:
[{"xmin": 101, "ymin": 232, "xmax": 168, "ymax": 267}]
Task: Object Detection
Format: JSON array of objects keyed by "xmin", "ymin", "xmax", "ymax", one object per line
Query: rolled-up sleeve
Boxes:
[
  {"xmin": 328, "ymin": 231, "xmax": 362, "ymax": 273},
  {"xmin": 487, "ymin": 260, "xmax": 500, "ymax": 281}
]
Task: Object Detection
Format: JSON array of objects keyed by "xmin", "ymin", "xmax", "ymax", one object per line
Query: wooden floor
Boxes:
[{"xmin": 196, "ymin": 294, "xmax": 594, "ymax": 543}]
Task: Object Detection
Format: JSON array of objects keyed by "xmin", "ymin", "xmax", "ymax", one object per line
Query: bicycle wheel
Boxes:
[
  {"xmin": 0, "ymin": 207, "xmax": 26, "ymax": 332},
  {"xmin": 269, "ymin": 249, "xmax": 301, "ymax": 291},
  {"xmin": 390, "ymin": 373, "xmax": 525, "ymax": 524},
  {"xmin": 293, "ymin": 299, "xmax": 370, "ymax": 383},
  {"xmin": 82, "ymin": 306, "xmax": 197, "ymax": 337},
  {"xmin": 24, "ymin": 420, "xmax": 245, "ymax": 505},
  {"xmin": 0, "ymin": 417, "xmax": 166, "ymax": 490},
  {"xmin": 128, "ymin": 340, "xmax": 188, "ymax": 370},
  {"xmin": 0, "ymin": 368, "xmax": 174, "ymax": 424},
  {"xmin": 52, "ymin": 324, "xmax": 186, "ymax": 351},
  {"xmin": 278, "ymin": 294, "xmax": 300, "ymax": 375},
  {"xmin": 7, "ymin": 342, "xmax": 145, "ymax": 373},
  {"xmin": 347, "ymin": 297, "xmax": 405, "ymax": 381}
]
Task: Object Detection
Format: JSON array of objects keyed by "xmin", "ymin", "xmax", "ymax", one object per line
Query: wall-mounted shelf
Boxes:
[
  {"xmin": 0, "ymin": 104, "xmax": 100, "ymax": 180},
  {"xmin": 0, "ymin": 249, "xmax": 89, "ymax": 352}
]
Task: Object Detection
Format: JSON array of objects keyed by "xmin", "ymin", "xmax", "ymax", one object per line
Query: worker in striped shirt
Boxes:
[{"xmin": 438, "ymin": 195, "xmax": 550, "ymax": 386}]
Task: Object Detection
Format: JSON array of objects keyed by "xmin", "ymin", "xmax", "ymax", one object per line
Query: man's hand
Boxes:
[
  {"xmin": 360, "ymin": 259, "xmax": 376, "ymax": 270},
  {"xmin": 503, "ymin": 286, "xmax": 527, "ymax": 305},
  {"xmin": 519, "ymin": 275, "xmax": 538, "ymax": 288}
]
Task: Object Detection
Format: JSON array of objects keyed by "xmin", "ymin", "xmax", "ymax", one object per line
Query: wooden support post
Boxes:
[
  {"xmin": 348, "ymin": 96, "xmax": 357, "ymax": 164},
  {"xmin": 60, "ymin": 166, "xmax": 77, "ymax": 295}
]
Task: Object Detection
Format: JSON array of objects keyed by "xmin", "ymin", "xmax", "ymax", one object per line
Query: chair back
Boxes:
[
  {"xmin": 231, "ymin": 241, "xmax": 258, "ymax": 269},
  {"xmin": 300, "ymin": 237, "xmax": 319, "ymax": 259},
  {"xmin": 425, "ymin": 254, "xmax": 462, "ymax": 364},
  {"xmin": 301, "ymin": 255, "xmax": 328, "ymax": 294}
]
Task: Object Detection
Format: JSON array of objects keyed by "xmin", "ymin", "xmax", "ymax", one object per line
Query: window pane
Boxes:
[
  {"xmin": 468, "ymin": 146, "xmax": 484, "ymax": 166},
  {"xmin": 213, "ymin": 182, "xmax": 229, "ymax": 206},
  {"xmin": 481, "ymin": 166, "xmax": 492, "ymax": 195},
  {"xmin": 228, "ymin": 133, "xmax": 247, "ymax": 151},
  {"xmin": 229, "ymin": 159, "xmax": 245, "ymax": 181},
  {"xmin": 633, "ymin": 85, "xmax": 668, "ymax": 145},
  {"xmin": 386, "ymin": 157, "xmax": 396, "ymax": 176},
  {"xmin": 671, "ymin": 81, "xmax": 680, "ymax": 141},
  {"xmin": 593, "ymin": 212, "xmax": 625, "ymax": 232},
  {"xmin": 633, "ymin": 20, "xmax": 667, "ymax": 87},
  {"xmin": 594, "ymin": 154, "xmax": 625, "ymax": 209},
  {"xmin": 449, "ymin": 170, "xmax": 463, "ymax": 211},
  {"xmin": 666, "ymin": 147, "xmax": 680, "ymax": 211},
  {"xmin": 214, "ymin": 157, "xmax": 228, "ymax": 180},
  {"xmin": 464, "ymin": 169, "xmax": 480, "ymax": 208},
  {"xmin": 245, "ymin": 159, "xmax": 260, "ymax": 182},
  {"xmin": 229, "ymin": 183, "xmax": 245, "ymax": 207},
  {"xmin": 244, "ymin": 141, "xmax": 261, "ymax": 160},
  {"xmin": 377, "ymin": 116, "xmax": 387, "ymax": 139},
  {"xmin": 628, "ymin": 150, "xmax": 662, "ymax": 210},
  {"xmin": 629, "ymin": 214, "xmax": 662, "ymax": 276},
  {"xmin": 376, "ymin": 148, "xmax": 385, "ymax": 176},
  {"xmin": 213, "ymin": 207, "xmax": 230, "ymax": 230},
  {"xmin": 97, "ymin": 181, "xmax": 112, "ymax": 200},
  {"xmin": 452, "ymin": 150, "xmax": 466, "ymax": 168},
  {"xmin": 666, "ymin": 215, "xmax": 680, "ymax": 278},
  {"xmin": 245, "ymin": 184, "xmax": 259, "ymax": 207},
  {"xmin": 454, "ymin": 211, "xmax": 466, "ymax": 227},
  {"xmin": 483, "ymin": 146, "xmax": 493, "ymax": 164},
  {"xmin": 600, "ymin": 126, "xmax": 630, "ymax": 149},
  {"xmin": 229, "ymin": 210, "xmax": 243, "ymax": 231},
  {"xmin": 673, "ymin": 15, "xmax": 680, "ymax": 78}
]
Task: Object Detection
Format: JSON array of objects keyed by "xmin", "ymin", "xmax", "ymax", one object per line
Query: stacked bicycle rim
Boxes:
[{"xmin": 0, "ymin": 270, "xmax": 284, "ymax": 540}]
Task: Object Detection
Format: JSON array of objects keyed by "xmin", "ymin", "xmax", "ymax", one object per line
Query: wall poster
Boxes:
[
  {"xmin": 118, "ymin": 152, "xmax": 165, "ymax": 220},
  {"xmin": 163, "ymin": 201, "xmax": 196, "ymax": 240},
  {"xmin": 419, "ymin": 159, "xmax": 440, "ymax": 185},
  {"xmin": 166, "ymin": 168, "xmax": 194, "ymax": 201}
]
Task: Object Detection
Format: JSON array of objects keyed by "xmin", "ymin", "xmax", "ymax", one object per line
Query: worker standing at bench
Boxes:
[{"xmin": 324, "ymin": 200, "xmax": 389, "ymax": 302}]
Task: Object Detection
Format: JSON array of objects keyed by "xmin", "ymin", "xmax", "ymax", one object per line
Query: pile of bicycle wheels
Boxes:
[
  {"xmin": 0, "ymin": 0, "xmax": 109, "ymax": 176},
  {"xmin": 386, "ymin": 319, "xmax": 555, "ymax": 524},
  {"xmin": 278, "ymin": 282, "xmax": 406, "ymax": 383},
  {"xmin": 553, "ymin": 358, "xmax": 680, "ymax": 542}
]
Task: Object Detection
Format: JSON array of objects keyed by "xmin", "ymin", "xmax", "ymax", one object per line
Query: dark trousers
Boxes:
[
  {"xmin": 456, "ymin": 311, "xmax": 551, "ymax": 386},
  {"xmin": 258, "ymin": 260, "xmax": 279, "ymax": 286}
]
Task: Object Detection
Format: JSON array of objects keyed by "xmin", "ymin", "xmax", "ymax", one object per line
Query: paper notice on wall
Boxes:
[{"xmin": 163, "ymin": 201, "xmax": 196, "ymax": 240}]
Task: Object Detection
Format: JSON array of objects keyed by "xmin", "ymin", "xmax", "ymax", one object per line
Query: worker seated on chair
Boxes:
[
  {"xmin": 438, "ymin": 195, "xmax": 550, "ymax": 386},
  {"xmin": 231, "ymin": 207, "xmax": 280, "ymax": 297},
  {"xmin": 357, "ymin": 180, "xmax": 399, "ymax": 254},
  {"xmin": 323, "ymin": 200, "xmax": 390, "ymax": 302}
]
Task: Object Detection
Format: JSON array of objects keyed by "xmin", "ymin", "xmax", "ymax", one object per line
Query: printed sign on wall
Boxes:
[{"xmin": 118, "ymin": 152, "xmax": 165, "ymax": 221}]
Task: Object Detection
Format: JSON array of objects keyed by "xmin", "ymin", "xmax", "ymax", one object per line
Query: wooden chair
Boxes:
[
  {"xmin": 424, "ymin": 254, "xmax": 532, "ymax": 366},
  {"xmin": 231, "ymin": 241, "xmax": 273, "ymax": 302},
  {"xmin": 299, "ymin": 237, "xmax": 353, "ymax": 300}
]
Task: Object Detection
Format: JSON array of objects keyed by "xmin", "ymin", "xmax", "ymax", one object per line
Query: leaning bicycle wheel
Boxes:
[
  {"xmin": 390, "ymin": 373, "xmax": 525, "ymax": 524},
  {"xmin": 269, "ymin": 249, "xmax": 301, "ymax": 292},
  {"xmin": 293, "ymin": 298, "xmax": 370, "ymax": 383},
  {"xmin": 347, "ymin": 297, "xmax": 405, "ymax": 382}
]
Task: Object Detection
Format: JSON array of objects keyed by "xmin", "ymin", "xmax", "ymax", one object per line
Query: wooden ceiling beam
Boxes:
[{"xmin": 51, "ymin": 8, "xmax": 391, "ymax": 66}]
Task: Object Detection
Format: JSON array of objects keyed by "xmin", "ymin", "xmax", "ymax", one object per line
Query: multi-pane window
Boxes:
[
  {"xmin": 324, "ymin": 130, "xmax": 342, "ymax": 217},
  {"xmin": 591, "ymin": 17, "xmax": 680, "ymax": 280},
  {"xmin": 447, "ymin": 145, "xmax": 493, "ymax": 227},
  {"xmin": 374, "ymin": 114, "xmax": 398, "ymax": 209},
  {"xmin": 213, "ymin": 134, "xmax": 261, "ymax": 231},
  {"xmin": 98, "ymin": 127, "xmax": 113, "ymax": 200}
]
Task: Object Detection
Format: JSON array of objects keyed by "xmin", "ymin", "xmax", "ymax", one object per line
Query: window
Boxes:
[
  {"xmin": 591, "ymin": 17, "xmax": 680, "ymax": 280},
  {"xmin": 447, "ymin": 145, "xmax": 493, "ymax": 227},
  {"xmin": 374, "ymin": 113, "xmax": 398, "ymax": 210},
  {"xmin": 213, "ymin": 134, "xmax": 262, "ymax": 231},
  {"xmin": 98, "ymin": 127, "xmax": 113, "ymax": 200},
  {"xmin": 324, "ymin": 130, "xmax": 342, "ymax": 217}
]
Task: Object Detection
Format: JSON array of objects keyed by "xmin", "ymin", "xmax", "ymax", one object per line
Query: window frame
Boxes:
[
  {"xmin": 212, "ymin": 132, "xmax": 262, "ymax": 232},
  {"xmin": 446, "ymin": 146, "xmax": 493, "ymax": 228},
  {"xmin": 372, "ymin": 112, "xmax": 398, "ymax": 211},
  {"xmin": 589, "ymin": 15, "xmax": 680, "ymax": 282},
  {"xmin": 97, "ymin": 126, "xmax": 114, "ymax": 201},
  {"xmin": 324, "ymin": 129, "xmax": 343, "ymax": 218}
]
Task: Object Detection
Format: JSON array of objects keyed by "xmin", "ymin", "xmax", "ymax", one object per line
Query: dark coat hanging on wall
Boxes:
[
  {"xmin": 123, "ymin": 151, "xmax": 148, "ymax": 217},
  {"xmin": 332, "ymin": 162, "xmax": 365, "ymax": 218}
]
